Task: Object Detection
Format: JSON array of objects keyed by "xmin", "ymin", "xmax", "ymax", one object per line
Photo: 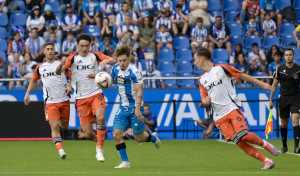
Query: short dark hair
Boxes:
[
  {"xmin": 103, "ymin": 34, "xmax": 111, "ymax": 39},
  {"xmin": 265, "ymin": 12, "xmax": 271, "ymax": 16},
  {"xmin": 127, "ymin": 29, "xmax": 133, "ymax": 35},
  {"xmin": 67, "ymin": 31, "xmax": 75, "ymax": 36},
  {"xmin": 249, "ymin": 15, "xmax": 255, "ymax": 19},
  {"xmin": 196, "ymin": 48, "xmax": 211, "ymax": 60},
  {"xmin": 144, "ymin": 104, "xmax": 150, "ymax": 109},
  {"xmin": 115, "ymin": 45, "xmax": 131, "ymax": 57},
  {"xmin": 215, "ymin": 15, "xmax": 222, "ymax": 20},
  {"xmin": 196, "ymin": 17, "xmax": 203, "ymax": 23},
  {"xmin": 252, "ymin": 42, "xmax": 258, "ymax": 47},
  {"xmin": 285, "ymin": 48, "xmax": 294, "ymax": 56},
  {"xmin": 76, "ymin": 33, "xmax": 92, "ymax": 44},
  {"xmin": 274, "ymin": 51, "xmax": 282, "ymax": 57},
  {"xmin": 159, "ymin": 24, "xmax": 167, "ymax": 28},
  {"xmin": 43, "ymin": 42, "xmax": 54, "ymax": 48}
]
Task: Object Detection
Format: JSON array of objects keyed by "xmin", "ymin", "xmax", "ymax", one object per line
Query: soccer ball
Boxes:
[{"xmin": 95, "ymin": 72, "xmax": 113, "ymax": 89}]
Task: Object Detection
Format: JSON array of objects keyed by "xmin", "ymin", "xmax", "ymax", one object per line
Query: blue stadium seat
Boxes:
[
  {"xmin": 0, "ymin": 39, "xmax": 7, "ymax": 52},
  {"xmin": 46, "ymin": 0, "xmax": 60, "ymax": 13},
  {"xmin": 10, "ymin": 13, "xmax": 26, "ymax": 26},
  {"xmin": 252, "ymin": 71, "xmax": 268, "ymax": 77},
  {"xmin": 280, "ymin": 23, "xmax": 295, "ymax": 37},
  {"xmin": 174, "ymin": 36, "xmax": 190, "ymax": 50},
  {"xmin": 10, "ymin": 85, "xmax": 26, "ymax": 90},
  {"xmin": 225, "ymin": 11, "xmax": 239, "ymax": 23},
  {"xmin": 194, "ymin": 66, "xmax": 204, "ymax": 76},
  {"xmin": 177, "ymin": 60, "xmax": 193, "ymax": 74},
  {"xmin": 158, "ymin": 47, "xmax": 175, "ymax": 62},
  {"xmin": 0, "ymin": 27, "xmax": 7, "ymax": 39},
  {"xmin": 176, "ymin": 48, "xmax": 193, "ymax": 61},
  {"xmin": 214, "ymin": 60, "xmax": 228, "ymax": 64},
  {"xmin": 228, "ymin": 23, "xmax": 242, "ymax": 36},
  {"xmin": 0, "ymin": 51, "xmax": 6, "ymax": 63},
  {"xmin": 209, "ymin": 11, "xmax": 224, "ymax": 25},
  {"xmin": 0, "ymin": 85, "xmax": 7, "ymax": 90},
  {"xmin": 207, "ymin": 0, "xmax": 221, "ymax": 12},
  {"xmin": 278, "ymin": 0, "xmax": 291, "ymax": 12},
  {"xmin": 178, "ymin": 79, "xmax": 196, "ymax": 88},
  {"xmin": 158, "ymin": 61, "xmax": 175, "ymax": 73},
  {"xmin": 140, "ymin": 60, "xmax": 146, "ymax": 70},
  {"xmin": 230, "ymin": 35, "xmax": 244, "ymax": 49},
  {"xmin": 177, "ymin": 72, "xmax": 193, "ymax": 77},
  {"xmin": 281, "ymin": 35, "xmax": 297, "ymax": 49},
  {"xmin": 223, "ymin": 0, "xmax": 239, "ymax": 12},
  {"xmin": 245, "ymin": 36, "xmax": 262, "ymax": 50},
  {"xmin": 83, "ymin": 25, "xmax": 100, "ymax": 37},
  {"xmin": 164, "ymin": 79, "xmax": 178, "ymax": 88},
  {"xmin": 0, "ymin": 13, "xmax": 8, "ymax": 27},
  {"xmin": 212, "ymin": 49, "xmax": 229, "ymax": 62},
  {"xmin": 9, "ymin": 1, "xmax": 26, "ymax": 13},
  {"xmin": 162, "ymin": 72, "xmax": 175, "ymax": 77},
  {"xmin": 294, "ymin": 0, "xmax": 300, "ymax": 11},
  {"xmin": 297, "ymin": 11, "xmax": 300, "ymax": 24},
  {"xmin": 263, "ymin": 35, "xmax": 280, "ymax": 50}
]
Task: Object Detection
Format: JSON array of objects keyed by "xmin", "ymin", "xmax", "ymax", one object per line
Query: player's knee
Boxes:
[
  {"xmin": 113, "ymin": 131, "xmax": 123, "ymax": 140},
  {"xmin": 84, "ymin": 131, "xmax": 93, "ymax": 139},
  {"xmin": 232, "ymin": 129, "xmax": 248, "ymax": 145},
  {"xmin": 134, "ymin": 135, "xmax": 144, "ymax": 142}
]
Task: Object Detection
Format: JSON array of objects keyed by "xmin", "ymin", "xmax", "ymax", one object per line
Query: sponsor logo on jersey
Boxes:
[
  {"xmin": 205, "ymin": 79, "xmax": 223, "ymax": 91},
  {"xmin": 43, "ymin": 69, "xmax": 47, "ymax": 72},
  {"xmin": 42, "ymin": 72, "xmax": 56, "ymax": 77},
  {"xmin": 76, "ymin": 64, "xmax": 95, "ymax": 70},
  {"xmin": 293, "ymin": 73, "xmax": 298, "ymax": 79},
  {"xmin": 117, "ymin": 76, "xmax": 126, "ymax": 84},
  {"xmin": 78, "ymin": 60, "xmax": 83, "ymax": 63}
]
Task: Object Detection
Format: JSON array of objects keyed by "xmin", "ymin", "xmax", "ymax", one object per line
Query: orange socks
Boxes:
[
  {"xmin": 237, "ymin": 141, "xmax": 266, "ymax": 162},
  {"xmin": 91, "ymin": 133, "xmax": 98, "ymax": 142},
  {"xmin": 53, "ymin": 137, "xmax": 63, "ymax": 151},
  {"xmin": 97, "ymin": 129, "xmax": 106, "ymax": 149},
  {"xmin": 242, "ymin": 132, "xmax": 264, "ymax": 147}
]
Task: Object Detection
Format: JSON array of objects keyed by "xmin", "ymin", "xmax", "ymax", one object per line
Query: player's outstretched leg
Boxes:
[
  {"xmin": 50, "ymin": 120, "xmax": 67, "ymax": 159},
  {"xmin": 134, "ymin": 131, "xmax": 161, "ymax": 149},
  {"xmin": 113, "ymin": 129, "xmax": 130, "ymax": 168},
  {"xmin": 95, "ymin": 107, "xmax": 106, "ymax": 162}
]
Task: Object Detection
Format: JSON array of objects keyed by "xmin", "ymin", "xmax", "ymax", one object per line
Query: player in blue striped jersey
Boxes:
[{"xmin": 110, "ymin": 45, "xmax": 161, "ymax": 168}]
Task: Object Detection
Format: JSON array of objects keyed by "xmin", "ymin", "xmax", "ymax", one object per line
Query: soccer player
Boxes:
[
  {"xmin": 269, "ymin": 48, "xmax": 300, "ymax": 154},
  {"xmin": 24, "ymin": 42, "xmax": 72, "ymax": 159},
  {"xmin": 195, "ymin": 48, "xmax": 278, "ymax": 169},
  {"xmin": 100, "ymin": 45, "xmax": 161, "ymax": 168},
  {"xmin": 56, "ymin": 34, "xmax": 117, "ymax": 162}
]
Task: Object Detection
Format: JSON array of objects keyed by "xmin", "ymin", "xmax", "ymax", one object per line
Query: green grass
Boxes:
[{"xmin": 0, "ymin": 140, "xmax": 299, "ymax": 176}]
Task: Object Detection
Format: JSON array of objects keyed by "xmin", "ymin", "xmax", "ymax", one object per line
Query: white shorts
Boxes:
[{"xmin": 191, "ymin": 41, "xmax": 208, "ymax": 48}]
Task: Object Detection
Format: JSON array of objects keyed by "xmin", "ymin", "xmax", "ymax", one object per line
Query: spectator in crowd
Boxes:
[
  {"xmin": 100, "ymin": 35, "xmax": 116, "ymax": 56},
  {"xmin": 0, "ymin": 0, "xmax": 7, "ymax": 14},
  {"xmin": 134, "ymin": 0, "xmax": 153, "ymax": 24},
  {"xmin": 90, "ymin": 35, "xmax": 99, "ymax": 51},
  {"xmin": 266, "ymin": 45, "xmax": 281, "ymax": 64},
  {"xmin": 239, "ymin": 0, "xmax": 259, "ymax": 25},
  {"xmin": 58, "ymin": 0, "xmax": 77, "ymax": 17},
  {"xmin": 47, "ymin": 32, "xmax": 61, "ymax": 58},
  {"xmin": 26, "ymin": 5, "xmax": 45, "ymax": 36},
  {"xmin": 116, "ymin": 14, "xmax": 139, "ymax": 41},
  {"xmin": 144, "ymin": 104, "xmax": 158, "ymax": 133},
  {"xmin": 130, "ymin": 51, "xmax": 143, "ymax": 72},
  {"xmin": 196, "ymin": 103, "xmax": 215, "ymax": 139},
  {"xmin": 62, "ymin": 32, "xmax": 77, "ymax": 57},
  {"xmin": 268, "ymin": 51, "xmax": 284, "ymax": 76},
  {"xmin": 82, "ymin": 0, "xmax": 101, "ymax": 30},
  {"xmin": 259, "ymin": 0, "xmax": 282, "ymax": 30},
  {"xmin": 171, "ymin": 4, "xmax": 189, "ymax": 36},
  {"xmin": 156, "ymin": 10, "xmax": 171, "ymax": 32},
  {"xmin": 244, "ymin": 15, "xmax": 260, "ymax": 37},
  {"xmin": 139, "ymin": 16, "xmax": 156, "ymax": 51},
  {"xmin": 208, "ymin": 16, "xmax": 232, "ymax": 56},
  {"xmin": 100, "ymin": 17, "xmax": 114, "ymax": 40},
  {"xmin": 116, "ymin": 2, "xmax": 138, "ymax": 27},
  {"xmin": 156, "ymin": 24, "xmax": 173, "ymax": 53},
  {"xmin": 189, "ymin": 0, "xmax": 210, "ymax": 26},
  {"xmin": 21, "ymin": 53, "xmax": 38, "ymax": 80},
  {"xmin": 248, "ymin": 42, "xmax": 267, "ymax": 73},
  {"xmin": 293, "ymin": 24, "xmax": 300, "ymax": 49},
  {"xmin": 0, "ymin": 55, "xmax": 5, "ymax": 78},
  {"xmin": 43, "ymin": 5, "xmax": 62, "ymax": 41},
  {"xmin": 10, "ymin": 25, "xmax": 27, "ymax": 40},
  {"xmin": 7, "ymin": 32, "xmax": 25, "ymax": 64},
  {"xmin": 234, "ymin": 53, "xmax": 251, "ymax": 75},
  {"xmin": 26, "ymin": 0, "xmax": 44, "ymax": 11},
  {"xmin": 142, "ymin": 59, "xmax": 165, "ymax": 88},
  {"xmin": 7, "ymin": 53, "xmax": 23, "ymax": 90},
  {"xmin": 25, "ymin": 28, "xmax": 45, "ymax": 62},
  {"xmin": 61, "ymin": 4, "xmax": 81, "ymax": 37},
  {"xmin": 154, "ymin": 0, "xmax": 173, "ymax": 17},
  {"xmin": 100, "ymin": 0, "xmax": 119, "ymax": 25},
  {"xmin": 262, "ymin": 12, "xmax": 277, "ymax": 37},
  {"xmin": 117, "ymin": 30, "xmax": 139, "ymax": 52},
  {"xmin": 229, "ymin": 43, "xmax": 247, "ymax": 65},
  {"xmin": 175, "ymin": 0, "xmax": 189, "ymax": 13},
  {"xmin": 191, "ymin": 17, "xmax": 208, "ymax": 54}
]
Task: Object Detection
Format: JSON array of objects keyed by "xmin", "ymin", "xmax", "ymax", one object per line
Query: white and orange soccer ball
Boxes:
[{"xmin": 95, "ymin": 72, "xmax": 113, "ymax": 89}]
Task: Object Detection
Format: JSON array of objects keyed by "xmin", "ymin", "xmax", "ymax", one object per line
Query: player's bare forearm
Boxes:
[
  {"xmin": 56, "ymin": 63, "xmax": 65, "ymax": 75},
  {"xmin": 108, "ymin": 58, "xmax": 117, "ymax": 66},
  {"xmin": 87, "ymin": 73, "xmax": 96, "ymax": 79},
  {"xmin": 270, "ymin": 79, "xmax": 278, "ymax": 101},
  {"xmin": 24, "ymin": 80, "xmax": 37, "ymax": 105},
  {"xmin": 240, "ymin": 73, "xmax": 274, "ymax": 92},
  {"xmin": 134, "ymin": 84, "xmax": 143, "ymax": 106}
]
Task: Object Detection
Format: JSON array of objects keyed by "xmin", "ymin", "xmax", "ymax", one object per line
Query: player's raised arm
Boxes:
[
  {"xmin": 134, "ymin": 83, "xmax": 144, "ymax": 122},
  {"xmin": 239, "ymin": 73, "xmax": 275, "ymax": 92},
  {"xmin": 90, "ymin": 51, "xmax": 117, "ymax": 69},
  {"xmin": 56, "ymin": 57, "xmax": 67, "ymax": 74}
]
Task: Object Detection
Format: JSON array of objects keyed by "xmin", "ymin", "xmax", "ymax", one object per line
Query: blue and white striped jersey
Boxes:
[
  {"xmin": 191, "ymin": 25, "xmax": 207, "ymax": 41},
  {"xmin": 156, "ymin": 17, "xmax": 171, "ymax": 30},
  {"xmin": 262, "ymin": 19, "xmax": 277, "ymax": 30},
  {"xmin": 111, "ymin": 64, "xmax": 143, "ymax": 107},
  {"xmin": 156, "ymin": 31, "xmax": 172, "ymax": 42}
]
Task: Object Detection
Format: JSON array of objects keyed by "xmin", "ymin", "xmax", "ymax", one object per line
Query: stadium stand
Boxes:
[
  {"xmin": 0, "ymin": 13, "xmax": 8, "ymax": 27},
  {"xmin": 10, "ymin": 13, "xmax": 26, "ymax": 26},
  {"xmin": 245, "ymin": 35, "xmax": 262, "ymax": 50},
  {"xmin": 176, "ymin": 48, "xmax": 193, "ymax": 62},
  {"xmin": 158, "ymin": 47, "xmax": 175, "ymax": 62},
  {"xmin": 222, "ymin": 0, "xmax": 239, "ymax": 12},
  {"xmin": 0, "ymin": 27, "xmax": 8, "ymax": 39},
  {"xmin": 263, "ymin": 35, "xmax": 280, "ymax": 50},
  {"xmin": 207, "ymin": 0, "xmax": 221, "ymax": 12},
  {"xmin": 173, "ymin": 36, "xmax": 190, "ymax": 50},
  {"xmin": 9, "ymin": 0, "xmax": 26, "ymax": 14}
]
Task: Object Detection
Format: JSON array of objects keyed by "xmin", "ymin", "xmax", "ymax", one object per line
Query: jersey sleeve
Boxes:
[
  {"xmin": 132, "ymin": 70, "xmax": 143, "ymax": 84},
  {"xmin": 218, "ymin": 64, "xmax": 242, "ymax": 79},
  {"xmin": 90, "ymin": 51, "xmax": 111, "ymax": 63},
  {"xmin": 273, "ymin": 68, "xmax": 280, "ymax": 80},
  {"xmin": 32, "ymin": 63, "xmax": 42, "ymax": 81},
  {"xmin": 65, "ymin": 52, "xmax": 77, "ymax": 68},
  {"xmin": 199, "ymin": 76, "xmax": 208, "ymax": 99}
]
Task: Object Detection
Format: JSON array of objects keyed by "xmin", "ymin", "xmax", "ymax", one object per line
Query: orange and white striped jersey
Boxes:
[
  {"xmin": 33, "ymin": 60, "xmax": 71, "ymax": 104},
  {"xmin": 198, "ymin": 64, "xmax": 243, "ymax": 121},
  {"xmin": 65, "ymin": 51, "xmax": 111, "ymax": 99}
]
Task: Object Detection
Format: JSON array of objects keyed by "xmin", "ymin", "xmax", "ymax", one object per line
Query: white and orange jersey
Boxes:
[
  {"xmin": 65, "ymin": 51, "xmax": 111, "ymax": 99},
  {"xmin": 33, "ymin": 60, "xmax": 71, "ymax": 104},
  {"xmin": 199, "ymin": 64, "xmax": 243, "ymax": 121}
]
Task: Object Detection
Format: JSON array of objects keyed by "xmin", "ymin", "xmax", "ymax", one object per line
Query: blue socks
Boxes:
[{"xmin": 116, "ymin": 143, "xmax": 129, "ymax": 162}]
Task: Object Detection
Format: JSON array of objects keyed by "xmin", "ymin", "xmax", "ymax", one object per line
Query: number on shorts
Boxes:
[{"xmin": 77, "ymin": 110, "xmax": 83, "ymax": 118}]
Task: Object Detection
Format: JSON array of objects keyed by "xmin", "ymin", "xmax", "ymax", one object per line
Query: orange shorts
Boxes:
[
  {"xmin": 215, "ymin": 109, "xmax": 249, "ymax": 142},
  {"xmin": 75, "ymin": 93, "xmax": 106, "ymax": 127},
  {"xmin": 44, "ymin": 101, "xmax": 70, "ymax": 122}
]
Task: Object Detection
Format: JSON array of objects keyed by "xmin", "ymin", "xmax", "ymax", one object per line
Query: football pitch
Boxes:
[{"xmin": 0, "ymin": 140, "xmax": 299, "ymax": 176}]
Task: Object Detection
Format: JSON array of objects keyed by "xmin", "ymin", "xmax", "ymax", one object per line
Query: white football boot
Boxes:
[
  {"xmin": 58, "ymin": 149, "xmax": 67, "ymax": 159},
  {"xmin": 96, "ymin": 148, "xmax": 105, "ymax": 162},
  {"xmin": 114, "ymin": 161, "xmax": 131, "ymax": 168},
  {"xmin": 153, "ymin": 132, "xmax": 161, "ymax": 149}
]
